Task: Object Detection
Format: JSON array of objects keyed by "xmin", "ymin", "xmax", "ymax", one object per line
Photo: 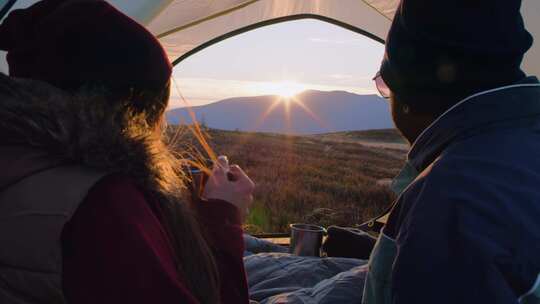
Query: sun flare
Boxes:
[
  {"xmin": 253, "ymin": 80, "xmax": 308, "ymax": 98},
  {"xmin": 252, "ymin": 79, "xmax": 329, "ymax": 134},
  {"xmin": 274, "ymin": 81, "xmax": 306, "ymax": 98}
]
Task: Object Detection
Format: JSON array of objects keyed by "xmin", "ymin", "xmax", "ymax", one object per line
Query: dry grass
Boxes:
[
  {"xmin": 168, "ymin": 127, "xmax": 407, "ymax": 233},
  {"xmin": 317, "ymin": 129, "xmax": 407, "ymax": 144}
]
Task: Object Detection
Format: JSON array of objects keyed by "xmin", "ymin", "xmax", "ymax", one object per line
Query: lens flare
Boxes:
[{"xmin": 253, "ymin": 80, "xmax": 307, "ymax": 98}]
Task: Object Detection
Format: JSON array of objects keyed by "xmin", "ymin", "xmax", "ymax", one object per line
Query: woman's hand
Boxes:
[{"xmin": 202, "ymin": 156, "xmax": 255, "ymax": 221}]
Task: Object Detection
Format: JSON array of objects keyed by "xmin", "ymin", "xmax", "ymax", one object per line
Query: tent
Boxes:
[
  {"xmin": 1, "ymin": 0, "xmax": 539, "ymax": 74},
  {"xmin": 1, "ymin": 0, "xmax": 539, "ymax": 228}
]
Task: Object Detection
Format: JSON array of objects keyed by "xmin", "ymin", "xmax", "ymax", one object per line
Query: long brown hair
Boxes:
[{"xmin": 120, "ymin": 82, "xmax": 221, "ymax": 304}]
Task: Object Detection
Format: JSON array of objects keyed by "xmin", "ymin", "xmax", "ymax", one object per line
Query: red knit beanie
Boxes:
[{"xmin": 0, "ymin": 0, "xmax": 172, "ymax": 91}]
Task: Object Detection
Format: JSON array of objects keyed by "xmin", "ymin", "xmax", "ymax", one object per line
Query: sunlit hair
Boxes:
[{"xmin": 114, "ymin": 81, "xmax": 221, "ymax": 304}]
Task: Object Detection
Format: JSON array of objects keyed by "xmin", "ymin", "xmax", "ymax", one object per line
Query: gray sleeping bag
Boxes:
[{"xmin": 245, "ymin": 253, "xmax": 367, "ymax": 304}]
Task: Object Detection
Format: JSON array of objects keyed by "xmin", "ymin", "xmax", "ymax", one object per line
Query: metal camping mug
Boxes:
[
  {"xmin": 289, "ymin": 224, "xmax": 327, "ymax": 257},
  {"xmin": 188, "ymin": 167, "xmax": 206, "ymax": 200},
  {"xmin": 184, "ymin": 162, "xmax": 209, "ymax": 202},
  {"xmin": 184, "ymin": 157, "xmax": 235, "ymax": 202}
]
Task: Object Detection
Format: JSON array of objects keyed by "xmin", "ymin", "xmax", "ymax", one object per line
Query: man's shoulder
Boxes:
[
  {"xmin": 410, "ymin": 138, "xmax": 540, "ymax": 209},
  {"xmin": 442, "ymin": 124, "xmax": 540, "ymax": 168},
  {"xmin": 388, "ymin": 136, "xmax": 540, "ymax": 240}
]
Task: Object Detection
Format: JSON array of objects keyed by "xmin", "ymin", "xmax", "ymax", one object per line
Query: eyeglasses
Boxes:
[{"xmin": 373, "ymin": 72, "xmax": 391, "ymax": 99}]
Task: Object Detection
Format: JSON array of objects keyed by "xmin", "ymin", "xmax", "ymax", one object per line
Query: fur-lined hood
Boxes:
[
  {"xmin": 0, "ymin": 73, "xmax": 220, "ymax": 304},
  {"xmin": 0, "ymin": 72, "xmax": 182, "ymax": 192}
]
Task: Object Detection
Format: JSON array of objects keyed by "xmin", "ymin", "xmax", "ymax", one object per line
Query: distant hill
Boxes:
[{"xmin": 166, "ymin": 90, "xmax": 393, "ymax": 134}]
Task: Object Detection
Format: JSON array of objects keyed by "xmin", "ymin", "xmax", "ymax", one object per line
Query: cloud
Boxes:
[
  {"xmin": 329, "ymin": 74, "xmax": 354, "ymax": 80},
  {"xmin": 324, "ymin": 74, "xmax": 375, "ymax": 87}
]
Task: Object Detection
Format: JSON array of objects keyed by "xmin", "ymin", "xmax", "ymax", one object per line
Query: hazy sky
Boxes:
[{"xmin": 171, "ymin": 19, "xmax": 385, "ymax": 109}]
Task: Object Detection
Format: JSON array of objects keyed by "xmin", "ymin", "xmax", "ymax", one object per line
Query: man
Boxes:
[{"xmin": 363, "ymin": 0, "xmax": 540, "ymax": 303}]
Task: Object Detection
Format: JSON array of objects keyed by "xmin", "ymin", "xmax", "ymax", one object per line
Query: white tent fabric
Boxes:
[
  {"xmin": 0, "ymin": 0, "xmax": 540, "ymax": 75},
  {"xmin": 146, "ymin": 0, "xmax": 394, "ymax": 64},
  {"xmin": 0, "ymin": 0, "xmax": 538, "ymax": 75},
  {"xmin": 521, "ymin": 1, "xmax": 540, "ymax": 78},
  {"xmin": 140, "ymin": 0, "xmax": 539, "ymax": 75}
]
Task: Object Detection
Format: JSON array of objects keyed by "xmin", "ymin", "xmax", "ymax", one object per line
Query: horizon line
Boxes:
[{"xmin": 168, "ymin": 89, "xmax": 381, "ymax": 110}]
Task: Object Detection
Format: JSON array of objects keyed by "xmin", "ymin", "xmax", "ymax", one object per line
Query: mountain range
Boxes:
[{"xmin": 166, "ymin": 90, "xmax": 394, "ymax": 135}]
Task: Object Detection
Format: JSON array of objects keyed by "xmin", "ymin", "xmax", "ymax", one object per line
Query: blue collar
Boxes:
[{"xmin": 407, "ymin": 77, "xmax": 540, "ymax": 172}]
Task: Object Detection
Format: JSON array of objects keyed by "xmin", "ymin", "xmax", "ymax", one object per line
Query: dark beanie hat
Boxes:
[
  {"xmin": 380, "ymin": 0, "xmax": 533, "ymax": 102},
  {"xmin": 0, "ymin": 0, "xmax": 172, "ymax": 91}
]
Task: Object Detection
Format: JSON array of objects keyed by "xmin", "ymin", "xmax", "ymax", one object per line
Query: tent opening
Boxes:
[
  {"xmin": 167, "ymin": 19, "xmax": 405, "ymax": 234},
  {"xmin": 169, "ymin": 14, "xmax": 386, "ymax": 66}
]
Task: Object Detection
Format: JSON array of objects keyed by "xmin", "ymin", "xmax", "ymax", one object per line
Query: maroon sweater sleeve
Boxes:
[
  {"xmin": 61, "ymin": 174, "xmax": 248, "ymax": 304},
  {"xmin": 195, "ymin": 199, "xmax": 249, "ymax": 304}
]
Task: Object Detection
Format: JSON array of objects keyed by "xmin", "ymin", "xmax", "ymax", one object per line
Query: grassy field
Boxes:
[
  {"xmin": 169, "ymin": 127, "xmax": 407, "ymax": 233},
  {"xmin": 317, "ymin": 129, "xmax": 406, "ymax": 144}
]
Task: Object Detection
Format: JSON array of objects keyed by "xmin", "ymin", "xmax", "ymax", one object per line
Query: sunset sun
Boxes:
[
  {"xmin": 273, "ymin": 81, "xmax": 306, "ymax": 98},
  {"xmin": 253, "ymin": 80, "xmax": 308, "ymax": 99}
]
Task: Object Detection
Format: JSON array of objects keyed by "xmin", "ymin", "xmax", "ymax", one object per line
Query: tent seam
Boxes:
[
  {"xmin": 156, "ymin": 0, "xmax": 262, "ymax": 38},
  {"xmin": 171, "ymin": 14, "xmax": 386, "ymax": 66},
  {"xmin": 360, "ymin": 0, "xmax": 393, "ymax": 21}
]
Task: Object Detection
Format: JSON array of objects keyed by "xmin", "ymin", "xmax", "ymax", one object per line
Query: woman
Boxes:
[{"xmin": 0, "ymin": 1, "xmax": 254, "ymax": 303}]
